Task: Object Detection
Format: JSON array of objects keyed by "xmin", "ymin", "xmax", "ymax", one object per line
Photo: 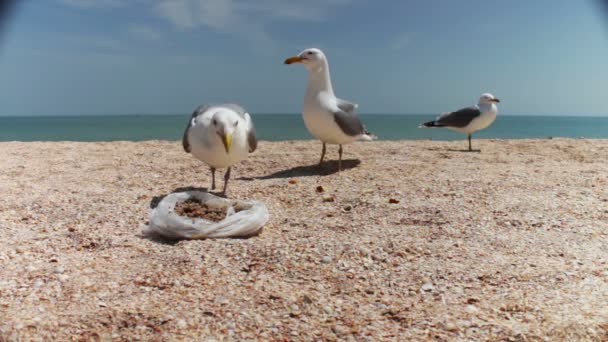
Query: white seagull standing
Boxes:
[
  {"xmin": 284, "ymin": 48, "xmax": 375, "ymax": 171},
  {"xmin": 421, "ymin": 93, "xmax": 500, "ymax": 151},
  {"xmin": 182, "ymin": 103, "xmax": 257, "ymax": 195}
]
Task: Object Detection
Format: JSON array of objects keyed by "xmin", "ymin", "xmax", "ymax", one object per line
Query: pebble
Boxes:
[
  {"xmin": 332, "ymin": 325, "xmax": 349, "ymax": 336},
  {"xmin": 33, "ymin": 279, "xmax": 45, "ymax": 289},
  {"xmin": 56, "ymin": 274, "xmax": 69, "ymax": 282},
  {"xmin": 421, "ymin": 282, "xmax": 434, "ymax": 292},
  {"xmin": 322, "ymin": 195, "xmax": 335, "ymax": 202},
  {"xmin": 176, "ymin": 319, "xmax": 187, "ymax": 329},
  {"xmin": 373, "ymin": 302, "xmax": 388, "ymax": 310},
  {"xmin": 323, "ymin": 306, "xmax": 333, "ymax": 314},
  {"xmin": 445, "ymin": 322, "xmax": 459, "ymax": 332},
  {"xmin": 321, "ymin": 256, "xmax": 333, "ymax": 264},
  {"xmin": 53, "ymin": 267, "xmax": 65, "ymax": 274},
  {"xmin": 464, "ymin": 305, "xmax": 479, "ymax": 314}
]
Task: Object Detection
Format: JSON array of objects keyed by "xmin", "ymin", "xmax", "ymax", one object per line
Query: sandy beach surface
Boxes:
[{"xmin": 0, "ymin": 139, "xmax": 607, "ymax": 341}]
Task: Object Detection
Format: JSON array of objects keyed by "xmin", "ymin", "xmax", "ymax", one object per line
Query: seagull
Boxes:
[
  {"xmin": 182, "ymin": 103, "xmax": 257, "ymax": 195},
  {"xmin": 421, "ymin": 93, "xmax": 500, "ymax": 151},
  {"xmin": 284, "ymin": 48, "xmax": 375, "ymax": 171}
]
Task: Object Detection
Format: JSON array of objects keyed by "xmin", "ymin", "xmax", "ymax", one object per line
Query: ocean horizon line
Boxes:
[
  {"xmin": 0, "ymin": 113, "xmax": 607, "ymax": 118},
  {"xmin": 1, "ymin": 114, "xmax": 608, "ymax": 142}
]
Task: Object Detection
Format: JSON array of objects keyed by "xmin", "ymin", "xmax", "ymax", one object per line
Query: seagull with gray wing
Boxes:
[
  {"xmin": 421, "ymin": 93, "xmax": 500, "ymax": 151},
  {"xmin": 284, "ymin": 48, "xmax": 375, "ymax": 171},
  {"xmin": 182, "ymin": 103, "xmax": 257, "ymax": 195}
]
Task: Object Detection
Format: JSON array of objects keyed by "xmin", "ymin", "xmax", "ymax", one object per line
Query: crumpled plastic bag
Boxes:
[{"xmin": 143, "ymin": 191, "xmax": 269, "ymax": 239}]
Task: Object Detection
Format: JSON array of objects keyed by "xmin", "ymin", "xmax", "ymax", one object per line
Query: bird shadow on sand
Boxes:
[
  {"xmin": 139, "ymin": 233, "xmax": 182, "ymax": 245},
  {"xmin": 149, "ymin": 186, "xmax": 229, "ymax": 209},
  {"xmin": 242, "ymin": 159, "xmax": 361, "ymax": 180},
  {"xmin": 446, "ymin": 149, "xmax": 482, "ymax": 153}
]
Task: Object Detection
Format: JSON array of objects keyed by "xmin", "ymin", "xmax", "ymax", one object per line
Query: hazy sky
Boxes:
[{"xmin": 0, "ymin": 0, "xmax": 607, "ymax": 116}]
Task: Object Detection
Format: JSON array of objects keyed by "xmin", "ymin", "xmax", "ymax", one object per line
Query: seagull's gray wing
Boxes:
[
  {"xmin": 222, "ymin": 103, "xmax": 257, "ymax": 153},
  {"xmin": 435, "ymin": 106, "xmax": 481, "ymax": 128},
  {"xmin": 182, "ymin": 104, "xmax": 211, "ymax": 153},
  {"xmin": 333, "ymin": 108, "xmax": 366, "ymax": 137},
  {"xmin": 245, "ymin": 114, "xmax": 257, "ymax": 153},
  {"xmin": 336, "ymin": 98, "xmax": 358, "ymax": 114}
]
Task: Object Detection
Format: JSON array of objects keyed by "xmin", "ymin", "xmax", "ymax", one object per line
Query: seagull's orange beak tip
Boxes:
[{"xmin": 284, "ymin": 56, "xmax": 304, "ymax": 64}]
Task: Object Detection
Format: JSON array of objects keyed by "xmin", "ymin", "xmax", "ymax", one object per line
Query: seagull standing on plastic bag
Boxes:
[
  {"xmin": 284, "ymin": 48, "xmax": 375, "ymax": 171},
  {"xmin": 182, "ymin": 104, "xmax": 257, "ymax": 195}
]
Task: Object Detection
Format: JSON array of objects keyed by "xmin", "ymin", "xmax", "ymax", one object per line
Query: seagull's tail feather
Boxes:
[
  {"xmin": 358, "ymin": 128, "xmax": 378, "ymax": 141},
  {"xmin": 419, "ymin": 120, "xmax": 441, "ymax": 128}
]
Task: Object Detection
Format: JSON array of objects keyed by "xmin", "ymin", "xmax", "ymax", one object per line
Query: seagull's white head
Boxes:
[
  {"xmin": 478, "ymin": 93, "xmax": 500, "ymax": 105},
  {"xmin": 209, "ymin": 110, "xmax": 241, "ymax": 153},
  {"xmin": 284, "ymin": 48, "xmax": 327, "ymax": 70}
]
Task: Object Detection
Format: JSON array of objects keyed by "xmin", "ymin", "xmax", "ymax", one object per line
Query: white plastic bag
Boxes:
[{"xmin": 143, "ymin": 191, "xmax": 269, "ymax": 239}]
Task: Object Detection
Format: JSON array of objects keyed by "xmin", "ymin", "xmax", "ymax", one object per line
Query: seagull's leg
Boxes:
[
  {"xmin": 468, "ymin": 134, "xmax": 472, "ymax": 152},
  {"xmin": 222, "ymin": 167, "xmax": 231, "ymax": 196},
  {"xmin": 338, "ymin": 144, "xmax": 343, "ymax": 172},
  {"xmin": 319, "ymin": 142, "xmax": 327, "ymax": 166},
  {"xmin": 210, "ymin": 167, "xmax": 216, "ymax": 190}
]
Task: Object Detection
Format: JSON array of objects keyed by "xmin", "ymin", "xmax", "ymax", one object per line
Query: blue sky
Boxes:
[{"xmin": 0, "ymin": 0, "xmax": 607, "ymax": 116}]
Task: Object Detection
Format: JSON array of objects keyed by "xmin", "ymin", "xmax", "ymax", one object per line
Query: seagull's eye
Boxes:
[
  {"xmin": 212, "ymin": 119, "xmax": 217, "ymax": 125},
  {"xmin": 234, "ymin": 121, "xmax": 239, "ymax": 126},
  {"xmin": 307, "ymin": 51, "xmax": 314, "ymax": 55}
]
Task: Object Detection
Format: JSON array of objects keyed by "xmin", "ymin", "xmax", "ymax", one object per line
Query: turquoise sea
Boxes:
[{"xmin": 0, "ymin": 114, "xmax": 607, "ymax": 142}]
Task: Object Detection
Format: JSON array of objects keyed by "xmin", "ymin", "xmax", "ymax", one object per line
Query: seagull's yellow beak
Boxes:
[
  {"xmin": 284, "ymin": 56, "xmax": 304, "ymax": 64},
  {"xmin": 490, "ymin": 98, "xmax": 501, "ymax": 103},
  {"xmin": 220, "ymin": 132, "xmax": 232, "ymax": 153}
]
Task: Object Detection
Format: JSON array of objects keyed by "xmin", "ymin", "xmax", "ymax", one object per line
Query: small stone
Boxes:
[
  {"xmin": 342, "ymin": 205, "xmax": 352, "ymax": 212},
  {"xmin": 465, "ymin": 305, "xmax": 479, "ymax": 314},
  {"xmin": 374, "ymin": 302, "xmax": 388, "ymax": 310},
  {"xmin": 388, "ymin": 198, "xmax": 400, "ymax": 204},
  {"xmin": 288, "ymin": 179, "xmax": 299, "ymax": 184},
  {"xmin": 466, "ymin": 298, "xmax": 479, "ymax": 304},
  {"xmin": 523, "ymin": 313, "xmax": 535, "ymax": 322},
  {"xmin": 56, "ymin": 274, "xmax": 69, "ymax": 282},
  {"xmin": 290, "ymin": 331, "xmax": 299, "ymax": 336},
  {"xmin": 53, "ymin": 267, "xmax": 65, "ymax": 274},
  {"xmin": 316, "ymin": 185, "xmax": 325, "ymax": 193},
  {"xmin": 421, "ymin": 282, "xmax": 434, "ymax": 292},
  {"xmin": 302, "ymin": 295, "xmax": 313, "ymax": 304},
  {"xmin": 25, "ymin": 265, "xmax": 37, "ymax": 273},
  {"xmin": 456, "ymin": 319, "xmax": 472, "ymax": 328},
  {"xmin": 176, "ymin": 319, "xmax": 187, "ymax": 329},
  {"xmin": 445, "ymin": 322, "xmax": 459, "ymax": 332},
  {"xmin": 322, "ymin": 195, "xmax": 335, "ymax": 202},
  {"xmin": 33, "ymin": 279, "xmax": 45, "ymax": 289},
  {"xmin": 323, "ymin": 306, "xmax": 333, "ymax": 314},
  {"xmin": 321, "ymin": 256, "xmax": 333, "ymax": 264},
  {"xmin": 332, "ymin": 325, "xmax": 349, "ymax": 336}
]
